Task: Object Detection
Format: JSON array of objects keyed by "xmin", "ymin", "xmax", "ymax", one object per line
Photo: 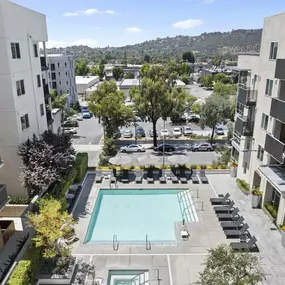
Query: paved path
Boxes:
[{"xmin": 208, "ymin": 174, "xmax": 285, "ymax": 285}]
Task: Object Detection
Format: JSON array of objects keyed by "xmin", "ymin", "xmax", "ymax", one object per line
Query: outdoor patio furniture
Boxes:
[
  {"xmin": 95, "ymin": 169, "xmax": 103, "ymax": 183},
  {"xmin": 199, "ymin": 169, "xmax": 208, "ymax": 184},
  {"xmin": 213, "ymin": 201, "xmax": 235, "ymax": 213},
  {"xmin": 220, "ymin": 216, "xmax": 244, "ymax": 229},
  {"xmin": 135, "ymin": 170, "xmax": 143, "ymax": 183},
  {"xmin": 170, "ymin": 172, "xmax": 179, "ymax": 183},
  {"xmin": 210, "ymin": 193, "xmax": 230, "ymax": 205},
  {"xmin": 185, "ymin": 169, "xmax": 191, "ymax": 180},
  {"xmin": 122, "ymin": 169, "xmax": 129, "ymax": 183},
  {"xmin": 230, "ymin": 236, "xmax": 257, "ymax": 251},
  {"xmin": 216, "ymin": 207, "xmax": 240, "ymax": 220},
  {"xmin": 110, "ymin": 173, "xmax": 116, "ymax": 184},
  {"xmin": 146, "ymin": 169, "xmax": 154, "ymax": 183},
  {"xmin": 191, "ymin": 169, "xmax": 199, "ymax": 184},
  {"xmin": 180, "ymin": 229, "xmax": 190, "ymax": 240},
  {"xmin": 178, "ymin": 169, "xmax": 188, "ymax": 184},
  {"xmin": 224, "ymin": 223, "xmax": 249, "ymax": 238},
  {"xmin": 159, "ymin": 170, "xmax": 167, "ymax": 183}
]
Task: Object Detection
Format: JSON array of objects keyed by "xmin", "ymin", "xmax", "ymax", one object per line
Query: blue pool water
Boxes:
[{"xmin": 84, "ymin": 189, "xmax": 189, "ymax": 243}]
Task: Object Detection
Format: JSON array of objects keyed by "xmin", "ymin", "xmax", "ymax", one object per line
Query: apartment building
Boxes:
[
  {"xmin": 0, "ymin": 0, "xmax": 49, "ymax": 196},
  {"xmin": 232, "ymin": 12, "xmax": 285, "ymax": 225},
  {"xmin": 43, "ymin": 54, "xmax": 78, "ymax": 106}
]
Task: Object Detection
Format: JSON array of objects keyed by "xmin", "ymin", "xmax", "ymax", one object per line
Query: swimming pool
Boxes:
[{"xmin": 84, "ymin": 189, "xmax": 198, "ymax": 243}]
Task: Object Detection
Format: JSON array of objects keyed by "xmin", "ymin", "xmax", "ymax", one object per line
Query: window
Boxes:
[
  {"xmin": 52, "ymin": 82, "xmax": 57, "ymax": 89},
  {"xmin": 236, "ymin": 102, "xmax": 244, "ymax": 116},
  {"xmin": 60, "ymin": 90, "xmax": 62, "ymax": 94},
  {"xmin": 20, "ymin": 114, "xmax": 30, "ymax": 130},
  {"xmin": 257, "ymin": 145, "xmax": 264, "ymax": 161},
  {"xmin": 271, "ymin": 188, "xmax": 280, "ymax": 210},
  {"xmin": 48, "ymin": 72, "xmax": 51, "ymax": 79},
  {"xmin": 66, "ymin": 81, "xmax": 69, "ymax": 86},
  {"xmin": 40, "ymin": 103, "xmax": 44, "ymax": 116},
  {"xmin": 67, "ymin": 90, "xmax": 69, "ymax": 93},
  {"xmin": 58, "ymin": 63, "xmax": 60, "ymax": 68},
  {"xmin": 37, "ymin": 75, "xmax": 41, "ymax": 87},
  {"xmin": 16, "ymin": 80, "xmax": 25, "ymax": 96},
  {"xmin": 51, "ymin": 73, "xmax": 56, "ymax": 80},
  {"xmin": 265, "ymin": 79, "xmax": 273, "ymax": 96},
  {"xmin": 65, "ymin": 62, "xmax": 67, "ymax": 68},
  {"xmin": 49, "ymin": 82, "xmax": 51, "ymax": 88},
  {"xmin": 33, "ymin": 44, "xmax": 38, "ymax": 57},
  {"xmin": 261, "ymin": 113, "xmax": 269, "ymax": 131},
  {"xmin": 269, "ymin": 42, "xmax": 278, "ymax": 60},
  {"xmin": 11, "ymin": 43, "xmax": 21, "ymax": 59},
  {"xmin": 51, "ymin": 63, "xmax": 55, "ymax": 71},
  {"xmin": 59, "ymin": 81, "xmax": 61, "ymax": 85},
  {"xmin": 65, "ymin": 72, "xmax": 68, "ymax": 77},
  {"xmin": 58, "ymin": 72, "xmax": 60, "ymax": 76}
]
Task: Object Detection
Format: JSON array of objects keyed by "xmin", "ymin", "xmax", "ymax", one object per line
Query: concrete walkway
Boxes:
[{"xmin": 208, "ymin": 174, "xmax": 285, "ymax": 285}]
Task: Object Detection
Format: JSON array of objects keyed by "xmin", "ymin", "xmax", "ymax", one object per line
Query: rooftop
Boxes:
[
  {"xmin": 120, "ymin": 79, "xmax": 140, "ymax": 87},
  {"xmin": 76, "ymin": 76, "xmax": 99, "ymax": 85}
]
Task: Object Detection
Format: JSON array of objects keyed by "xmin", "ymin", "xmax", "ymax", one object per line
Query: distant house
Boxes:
[{"xmin": 75, "ymin": 76, "xmax": 100, "ymax": 101}]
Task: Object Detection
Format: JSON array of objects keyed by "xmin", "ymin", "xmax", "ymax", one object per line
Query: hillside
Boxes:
[{"xmin": 46, "ymin": 29, "xmax": 262, "ymax": 63}]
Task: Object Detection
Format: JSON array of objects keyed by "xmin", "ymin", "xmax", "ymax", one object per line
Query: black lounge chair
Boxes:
[
  {"xmin": 214, "ymin": 201, "xmax": 235, "ymax": 213},
  {"xmin": 178, "ymin": 169, "xmax": 188, "ymax": 184},
  {"xmin": 216, "ymin": 207, "xmax": 239, "ymax": 220},
  {"xmin": 146, "ymin": 169, "xmax": 154, "ymax": 183},
  {"xmin": 230, "ymin": 236, "xmax": 257, "ymax": 251},
  {"xmin": 224, "ymin": 223, "xmax": 249, "ymax": 238},
  {"xmin": 121, "ymin": 169, "xmax": 129, "ymax": 183},
  {"xmin": 95, "ymin": 169, "xmax": 103, "ymax": 183},
  {"xmin": 220, "ymin": 216, "xmax": 244, "ymax": 229},
  {"xmin": 191, "ymin": 169, "xmax": 199, "ymax": 184},
  {"xmin": 135, "ymin": 170, "xmax": 143, "ymax": 183},
  {"xmin": 199, "ymin": 169, "xmax": 208, "ymax": 183},
  {"xmin": 210, "ymin": 193, "xmax": 230, "ymax": 205},
  {"xmin": 170, "ymin": 172, "xmax": 179, "ymax": 183},
  {"xmin": 159, "ymin": 170, "xmax": 167, "ymax": 183}
]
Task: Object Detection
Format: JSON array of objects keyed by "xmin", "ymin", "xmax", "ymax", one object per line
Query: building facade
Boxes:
[
  {"xmin": 76, "ymin": 76, "xmax": 100, "ymax": 101},
  {"xmin": 232, "ymin": 12, "xmax": 285, "ymax": 226},
  {"xmin": 42, "ymin": 54, "xmax": 78, "ymax": 106},
  {"xmin": 0, "ymin": 0, "xmax": 49, "ymax": 196}
]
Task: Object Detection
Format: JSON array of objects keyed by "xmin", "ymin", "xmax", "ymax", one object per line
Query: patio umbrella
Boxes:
[
  {"xmin": 167, "ymin": 155, "xmax": 190, "ymax": 165},
  {"xmin": 109, "ymin": 155, "xmax": 132, "ymax": 166},
  {"xmin": 135, "ymin": 154, "xmax": 160, "ymax": 166}
]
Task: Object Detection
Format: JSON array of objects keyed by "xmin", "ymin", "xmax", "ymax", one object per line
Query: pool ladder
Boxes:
[
  {"xmin": 113, "ymin": 234, "xmax": 119, "ymax": 250},
  {"xmin": 146, "ymin": 234, "xmax": 151, "ymax": 250}
]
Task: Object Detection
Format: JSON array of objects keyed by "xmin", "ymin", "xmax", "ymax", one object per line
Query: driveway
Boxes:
[{"xmin": 186, "ymin": 84, "xmax": 212, "ymax": 100}]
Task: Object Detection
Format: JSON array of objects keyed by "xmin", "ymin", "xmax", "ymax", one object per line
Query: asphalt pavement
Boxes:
[{"xmin": 186, "ymin": 83, "xmax": 213, "ymax": 100}]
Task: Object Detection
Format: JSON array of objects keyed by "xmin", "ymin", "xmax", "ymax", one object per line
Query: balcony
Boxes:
[
  {"xmin": 270, "ymin": 98, "xmax": 285, "ymax": 124},
  {"xmin": 0, "ymin": 185, "xmax": 8, "ymax": 210},
  {"xmin": 46, "ymin": 110, "xmax": 54, "ymax": 126},
  {"xmin": 235, "ymin": 116, "xmax": 254, "ymax": 136},
  {"xmin": 40, "ymin": 56, "xmax": 49, "ymax": 71},
  {"xmin": 237, "ymin": 86, "xmax": 257, "ymax": 106},
  {"xmin": 264, "ymin": 134, "xmax": 285, "ymax": 164},
  {"xmin": 275, "ymin": 59, "xmax": 285, "ymax": 80}
]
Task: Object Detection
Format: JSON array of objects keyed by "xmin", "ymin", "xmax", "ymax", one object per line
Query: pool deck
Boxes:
[{"xmin": 72, "ymin": 174, "xmax": 285, "ymax": 285}]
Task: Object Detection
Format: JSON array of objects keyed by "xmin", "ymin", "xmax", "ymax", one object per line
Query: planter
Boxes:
[
  {"xmin": 251, "ymin": 194, "xmax": 262, "ymax": 208},
  {"xmin": 230, "ymin": 166, "xmax": 237, "ymax": 178},
  {"xmin": 263, "ymin": 207, "xmax": 276, "ymax": 223},
  {"xmin": 281, "ymin": 231, "xmax": 285, "ymax": 248},
  {"xmin": 0, "ymin": 204, "xmax": 28, "ymax": 217}
]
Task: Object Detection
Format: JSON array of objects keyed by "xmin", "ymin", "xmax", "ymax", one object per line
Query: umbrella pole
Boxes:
[{"xmin": 162, "ymin": 119, "xmax": 165, "ymax": 168}]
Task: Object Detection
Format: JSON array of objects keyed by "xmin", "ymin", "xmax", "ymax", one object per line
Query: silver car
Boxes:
[
  {"xmin": 123, "ymin": 129, "xmax": 133, "ymax": 138},
  {"xmin": 192, "ymin": 143, "xmax": 213, "ymax": 152},
  {"xmin": 120, "ymin": 144, "xmax": 145, "ymax": 153}
]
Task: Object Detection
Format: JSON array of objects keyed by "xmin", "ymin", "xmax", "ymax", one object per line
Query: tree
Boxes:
[
  {"xmin": 27, "ymin": 198, "xmax": 75, "ymax": 259},
  {"xmin": 180, "ymin": 74, "xmax": 190, "ymax": 85},
  {"xmin": 52, "ymin": 93, "xmax": 68, "ymax": 124},
  {"xmin": 112, "ymin": 67, "xmax": 124, "ymax": 81},
  {"xmin": 214, "ymin": 73, "xmax": 232, "ymax": 85},
  {"xmin": 227, "ymin": 121, "xmax": 233, "ymax": 139},
  {"xmin": 75, "ymin": 59, "xmax": 89, "ymax": 76},
  {"xmin": 212, "ymin": 57, "xmax": 222, "ymax": 67},
  {"xmin": 98, "ymin": 61, "xmax": 105, "ymax": 81},
  {"xmin": 196, "ymin": 244, "xmax": 264, "ymax": 285},
  {"xmin": 179, "ymin": 62, "xmax": 192, "ymax": 76},
  {"xmin": 139, "ymin": 63, "xmax": 151, "ymax": 78},
  {"xmin": 90, "ymin": 65, "xmax": 99, "ymax": 76},
  {"xmin": 124, "ymin": 71, "xmax": 135, "ymax": 79},
  {"xmin": 88, "ymin": 81, "xmax": 133, "ymax": 138},
  {"xmin": 187, "ymin": 94, "xmax": 197, "ymax": 108},
  {"xmin": 50, "ymin": 89, "xmax": 57, "ymax": 101},
  {"xmin": 202, "ymin": 75, "xmax": 213, "ymax": 88},
  {"xmin": 191, "ymin": 102, "xmax": 202, "ymax": 115},
  {"xmin": 143, "ymin": 54, "xmax": 151, "ymax": 63},
  {"xmin": 213, "ymin": 82, "xmax": 237, "ymax": 97},
  {"xmin": 182, "ymin": 51, "xmax": 195, "ymax": 63}
]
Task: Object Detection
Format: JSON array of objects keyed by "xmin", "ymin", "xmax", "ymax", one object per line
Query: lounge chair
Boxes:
[
  {"xmin": 191, "ymin": 169, "xmax": 199, "ymax": 184},
  {"xmin": 210, "ymin": 193, "xmax": 230, "ymax": 205},
  {"xmin": 220, "ymin": 216, "xmax": 244, "ymax": 229},
  {"xmin": 224, "ymin": 223, "xmax": 249, "ymax": 238},
  {"xmin": 135, "ymin": 170, "xmax": 143, "ymax": 183},
  {"xmin": 159, "ymin": 170, "xmax": 167, "ymax": 184},
  {"xmin": 185, "ymin": 169, "xmax": 191, "ymax": 180},
  {"xmin": 216, "ymin": 207, "xmax": 239, "ymax": 220},
  {"xmin": 213, "ymin": 201, "xmax": 235, "ymax": 213},
  {"xmin": 95, "ymin": 169, "xmax": 103, "ymax": 183},
  {"xmin": 170, "ymin": 172, "xmax": 179, "ymax": 183},
  {"xmin": 199, "ymin": 169, "xmax": 208, "ymax": 184},
  {"xmin": 121, "ymin": 169, "xmax": 129, "ymax": 183},
  {"xmin": 230, "ymin": 236, "xmax": 257, "ymax": 251},
  {"xmin": 178, "ymin": 169, "xmax": 188, "ymax": 184},
  {"xmin": 146, "ymin": 169, "xmax": 154, "ymax": 183},
  {"xmin": 110, "ymin": 173, "xmax": 116, "ymax": 184}
]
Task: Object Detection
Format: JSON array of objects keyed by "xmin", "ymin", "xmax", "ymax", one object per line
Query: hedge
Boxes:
[
  {"xmin": 7, "ymin": 247, "xmax": 41, "ymax": 285},
  {"xmin": 236, "ymin": 178, "xmax": 250, "ymax": 193},
  {"xmin": 74, "ymin": 153, "xmax": 88, "ymax": 183}
]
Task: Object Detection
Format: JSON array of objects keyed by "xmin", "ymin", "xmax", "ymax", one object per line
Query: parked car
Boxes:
[
  {"xmin": 183, "ymin": 126, "xmax": 193, "ymax": 136},
  {"xmin": 67, "ymin": 114, "xmax": 83, "ymax": 121},
  {"xmin": 123, "ymin": 129, "xmax": 133, "ymax": 138},
  {"xmin": 120, "ymin": 144, "xmax": 145, "ymax": 153},
  {"xmin": 149, "ymin": 129, "xmax": 158, "ymax": 137},
  {"xmin": 136, "ymin": 126, "xmax": 146, "ymax": 137},
  {"xmin": 160, "ymin": 129, "xmax": 169, "ymax": 138},
  {"xmin": 215, "ymin": 126, "xmax": 225, "ymax": 136},
  {"xmin": 192, "ymin": 143, "xmax": 214, "ymax": 152},
  {"xmin": 134, "ymin": 116, "xmax": 143, "ymax": 122},
  {"xmin": 173, "ymin": 127, "xmax": 182, "ymax": 138},
  {"xmin": 63, "ymin": 120, "xmax": 79, "ymax": 128},
  {"xmin": 188, "ymin": 114, "xmax": 200, "ymax": 123},
  {"xmin": 63, "ymin": 127, "xmax": 77, "ymax": 135},
  {"xmin": 154, "ymin": 144, "xmax": 175, "ymax": 152},
  {"xmin": 82, "ymin": 112, "xmax": 91, "ymax": 119}
]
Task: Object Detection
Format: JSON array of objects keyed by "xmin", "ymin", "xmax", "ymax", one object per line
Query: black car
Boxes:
[
  {"xmin": 154, "ymin": 144, "xmax": 175, "ymax": 152},
  {"xmin": 136, "ymin": 127, "xmax": 146, "ymax": 137}
]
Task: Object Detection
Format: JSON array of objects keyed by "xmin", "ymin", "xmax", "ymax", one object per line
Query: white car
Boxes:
[
  {"xmin": 173, "ymin": 127, "xmax": 182, "ymax": 138},
  {"xmin": 183, "ymin": 126, "xmax": 193, "ymax": 136},
  {"xmin": 67, "ymin": 114, "xmax": 83, "ymax": 121},
  {"xmin": 63, "ymin": 127, "xmax": 77, "ymax": 134},
  {"xmin": 160, "ymin": 129, "xmax": 169, "ymax": 138},
  {"xmin": 123, "ymin": 129, "xmax": 133, "ymax": 138},
  {"xmin": 120, "ymin": 144, "xmax": 145, "ymax": 153}
]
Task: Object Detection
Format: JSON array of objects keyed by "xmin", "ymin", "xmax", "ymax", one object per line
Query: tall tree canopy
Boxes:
[
  {"xmin": 214, "ymin": 73, "xmax": 232, "ymax": 85},
  {"xmin": 75, "ymin": 59, "xmax": 90, "ymax": 76},
  {"xmin": 112, "ymin": 67, "xmax": 124, "ymax": 81},
  {"xmin": 182, "ymin": 51, "xmax": 195, "ymax": 63},
  {"xmin": 213, "ymin": 82, "xmax": 237, "ymax": 97},
  {"xmin": 124, "ymin": 71, "xmax": 135, "ymax": 79}
]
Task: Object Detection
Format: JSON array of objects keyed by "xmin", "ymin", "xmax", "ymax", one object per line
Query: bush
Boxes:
[
  {"xmin": 251, "ymin": 186, "xmax": 262, "ymax": 196},
  {"xmin": 63, "ymin": 120, "xmax": 79, "ymax": 127},
  {"xmin": 74, "ymin": 153, "xmax": 88, "ymax": 183},
  {"xmin": 8, "ymin": 196, "xmax": 31, "ymax": 205},
  {"xmin": 236, "ymin": 178, "xmax": 250, "ymax": 192},
  {"xmin": 264, "ymin": 203, "xmax": 277, "ymax": 218},
  {"xmin": 8, "ymin": 247, "xmax": 41, "ymax": 285},
  {"xmin": 200, "ymin": 164, "xmax": 207, "ymax": 169},
  {"xmin": 191, "ymin": 164, "xmax": 197, "ymax": 169}
]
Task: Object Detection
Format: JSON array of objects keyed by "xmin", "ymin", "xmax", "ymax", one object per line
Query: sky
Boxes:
[{"xmin": 11, "ymin": 0, "xmax": 285, "ymax": 48}]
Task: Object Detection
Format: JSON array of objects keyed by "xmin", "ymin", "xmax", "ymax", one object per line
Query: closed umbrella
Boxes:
[{"xmin": 109, "ymin": 155, "xmax": 132, "ymax": 166}]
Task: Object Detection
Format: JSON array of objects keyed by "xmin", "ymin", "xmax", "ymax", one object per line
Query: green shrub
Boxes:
[
  {"xmin": 191, "ymin": 164, "xmax": 197, "ymax": 169},
  {"xmin": 200, "ymin": 164, "xmax": 207, "ymax": 169},
  {"xmin": 8, "ymin": 196, "xmax": 31, "ymax": 205},
  {"xmin": 74, "ymin": 153, "xmax": 88, "ymax": 183},
  {"xmin": 264, "ymin": 203, "xmax": 277, "ymax": 218},
  {"xmin": 251, "ymin": 186, "xmax": 262, "ymax": 196},
  {"xmin": 236, "ymin": 178, "xmax": 250, "ymax": 192},
  {"xmin": 8, "ymin": 247, "xmax": 41, "ymax": 285}
]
